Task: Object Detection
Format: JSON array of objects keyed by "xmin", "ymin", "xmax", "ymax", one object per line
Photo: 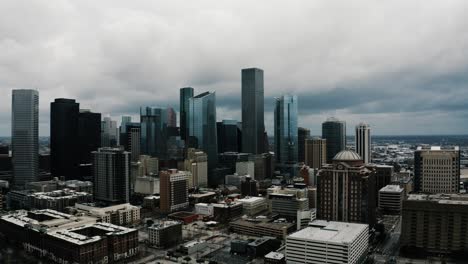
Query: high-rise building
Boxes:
[
  {"xmin": 166, "ymin": 107, "xmax": 177, "ymax": 128},
  {"xmin": 414, "ymin": 146, "xmax": 460, "ymax": 194},
  {"xmin": 140, "ymin": 107, "xmax": 168, "ymax": 159},
  {"xmin": 355, "ymin": 123, "xmax": 371, "ymax": 164},
  {"xmin": 316, "ymin": 150, "xmax": 376, "ymax": 227},
  {"xmin": 12, "ymin": 89, "xmax": 39, "ymax": 188},
  {"xmin": 180, "ymin": 87, "xmax": 194, "ymax": 143},
  {"xmin": 297, "ymin": 127, "xmax": 310, "ymax": 163},
  {"xmin": 92, "ymin": 147, "xmax": 130, "ymax": 204},
  {"xmin": 184, "ymin": 148, "xmax": 208, "ymax": 188},
  {"xmin": 78, "ymin": 110, "xmax": 101, "ymax": 164},
  {"xmin": 119, "ymin": 116, "xmax": 132, "ymax": 146},
  {"xmin": 304, "ymin": 137, "xmax": 326, "ymax": 169},
  {"xmin": 101, "ymin": 117, "xmax": 118, "ymax": 147},
  {"xmin": 160, "ymin": 169, "xmax": 189, "ymax": 213},
  {"xmin": 188, "ymin": 92, "xmax": 217, "ymax": 170},
  {"xmin": 274, "ymin": 95, "xmax": 298, "ymax": 164},
  {"xmin": 121, "ymin": 122, "xmax": 141, "ymax": 162},
  {"xmin": 251, "ymin": 153, "xmax": 274, "ymax": 180},
  {"xmin": 217, "ymin": 120, "xmax": 240, "ymax": 153},
  {"xmin": 50, "ymin": 98, "xmax": 80, "ymax": 180},
  {"xmin": 242, "ymin": 68, "xmax": 265, "ymax": 155},
  {"xmin": 322, "ymin": 117, "xmax": 346, "ymax": 163}
]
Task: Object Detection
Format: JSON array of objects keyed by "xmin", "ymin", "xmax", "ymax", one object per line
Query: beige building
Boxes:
[
  {"xmin": 184, "ymin": 148, "xmax": 208, "ymax": 188},
  {"xmin": 305, "ymin": 138, "xmax": 326, "ymax": 169},
  {"xmin": 75, "ymin": 203, "xmax": 141, "ymax": 226}
]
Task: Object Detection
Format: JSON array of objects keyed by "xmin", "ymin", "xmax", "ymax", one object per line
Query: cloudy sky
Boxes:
[{"xmin": 1, "ymin": 0, "xmax": 468, "ymax": 136}]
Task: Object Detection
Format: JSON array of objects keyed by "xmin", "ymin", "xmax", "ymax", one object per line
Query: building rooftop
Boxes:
[
  {"xmin": 265, "ymin": 252, "xmax": 285, "ymax": 260},
  {"xmin": 237, "ymin": 197, "xmax": 265, "ymax": 203},
  {"xmin": 407, "ymin": 194, "xmax": 468, "ymax": 205},
  {"xmin": 333, "ymin": 150, "xmax": 362, "ymax": 161},
  {"xmin": 288, "ymin": 220, "xmax": 368, "ymax": 244},
  {"xmin": 380, "ymin": 185, "xmax": 404, "ymax": 193},
  {"xmin": 149, "ymin": 220, "xmax": 181, "ymax": 230}
]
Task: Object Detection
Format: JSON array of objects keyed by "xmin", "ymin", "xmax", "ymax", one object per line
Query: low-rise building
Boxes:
[
  {"xmin": 230, "ymin": 218, "xmax": 296, "ymax": 239},
  {"xmin": 237, "ymin": 196, "xmax": 268, "ymax": 216},
  {"xmin": 195, "ymin": 203, "xmax": 214, "ymax": 216},
  {"xmin": 378, "ymin": 185, "xmax": 404, "ymax": 214},
  {"xmin": 8, "ymin": 189, "xmax": 93, "ymax": 212},
  {"xmin": 264, "ymin": 252, "xmax": 286, "ymax": 264},
  {"xmin": 286, "ymin": 220, "xmax": 369, "ymax": 264},
  {"xmin": 148, "ymin": 220, "xmax": 182, "ymax": 248},
  {"xmin": 213, "ymin": 201, "xmax": 243, "ymax": 223},
  {"xmin": 269, "ymin": 193, "xmax": 309, "ymax": 220},
  {"xmin": 134, "ymin": 176, "xmax": 160, "ymax": 194},
  {"xmin": 75, "ymin": 203, "xmax": 140, "ymax": 226},
  {"xmin": 179, "ymin": 240, "xmax": 207, "ymax": 255}
]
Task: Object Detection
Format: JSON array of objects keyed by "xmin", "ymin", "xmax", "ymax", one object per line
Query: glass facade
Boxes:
[
  {"xmin": 322, "ymin": 118, "xmax": 346, "ymax": 163},
  {"xmin": 241, "ymin": 68, "xmax": 265, "ymax": 154},
  {"xmin": 140, "ymin": 107, "xmax": 168, "ymax": 159},
  {"xmin": 274, "ymin": 95, "xmax": 298, "ymax": 164},
  {"xmin": 180, "ymin": 87, "xmax": 194, "ymax": 143}
]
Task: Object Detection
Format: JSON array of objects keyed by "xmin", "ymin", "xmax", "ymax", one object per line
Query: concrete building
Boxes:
[
  {"xmin": 26, "ymin": 178, "xmax": 93, "ymax": 193},
  {"xmin": 180, "ymin": 240, "xmax": 207, "ymax": 255},
  {"xmin": 213, "ymin": 201, "xmax": 243, "ymax": 223},
  {"xmin": 28, "ymin": 189, "xmax": 93, "ymax": 212},
  {"xmin": 75, "ymin": 203, "xmax": 140, "ymax": 226},
  {"xmin": 236, "ymin": 161, "xmax": 255, "ymax": 179},
  {"xmin": 322, "ymin": 117, "xmax": 346, "ymax": 163},
  {"xmin": 355, "ymin": 123, "xmax": 371, "ymax": 164},
  {"xmin": 241, "ymin": 176, "xmax": 258, "ymax": 197},
  {"xmin": 401, "ymin": 194, "xmax": 468, "ymax": 255},
  {"xmin": 305, "ymin": 137, "xmax": 326, "ymax": 170},
  {"xmin": 251, "ymin": 152, "xmax": 274, "ymax": 180},
  {"xmin": 230, "ymin": 218, "xmax": 296, "ymax": 239},
  {"xmin": 316, "ymin": 150, "xmax": 377, "ymax": 227},
  {"xmin": 286, "ymin": 220, "xmax": 369, "ymax": 264},
  {"xmin": 378, "ymin": 185, "xmax": 404, "ymax": 214},
  {"xmin": 159, "ymin": 169, "xmax": 189, "ymax": 213},
  {"xmin": 0, "ymin": 210, "xmax": 138, "ymax": 264},
  {"xmin": 242, "ymin": 68, "xmax": 265, "ymax": 155},
  {"xmin": 92, "ymin": 147, "xmax": 131, "ymax": 204},
  {"xmin": 139, "ymin": 155, "xmax": 159, "ymax": 176},
  {"xmin": 238, "ymin": 196, "xmax": 268, "ymax": 216},
  {"xmin": 134, "ymin": 176, "xmax": 160, "ymax": 195},
  {"xmin": 195, "ymin": 203, "xmax": 214, "ymax": 216},
  {"xmin": 184, "ymin": 148, "xmax": 208, "ymax": 187},
  {"xmin": 12, "ymin": 89, "xmax": 39, "ymax": 188},
  {"xmin": 265, "ymin": 252, "xmax": 286, "ymax": 264},
  {"xmin": 414, "ymin": 146, "xmax": 460, "ymax": 194},
  {"xmin": 269, "ymin": 193, "xmax": 309, "ymax": 220},
  {"xmin": 148, "ymin": 220, "xmax": 182, "ymax": 248}
]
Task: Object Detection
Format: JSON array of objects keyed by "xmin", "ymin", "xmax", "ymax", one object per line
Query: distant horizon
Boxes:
[{"xmin": 2, "ymin": 134, "xmax": 468, "ymax": 138}]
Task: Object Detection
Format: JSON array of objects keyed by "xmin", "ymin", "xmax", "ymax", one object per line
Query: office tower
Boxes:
[
  {"xmin": 188, "ymin": 92, "xmax": 218, "ymax": 170},
  {"xmin": 140, "ymin": 107, "xmax": 168, "ymax": 159},
  {"xmin": 355, "ymin": 122, "xmax": 371, "ymax": 164},
  {"xmin": 321, "ymin": 117, "xmax": 346, "ymax": 163},
  {"xmin": 159, "ymin": 169, "xmax": 189, "ymax": 213},
  {"xmin": 101, "ymin": 117, "xmax": 118, "ymax": 147},
  {"xmin": 414, "ymin": 146, "xmax": 460, "ymax": 194},
  {"xmin": 242, "ymin": 68, "xmax": 265, "ymax": 154},
  {"xmin": 236, "ymin": 161, "xmax": 255, "ymax": 178},
  {"xmin": 304, "ymin": 138, "xmax": 326, "ymax": 169},
  {"xmin": 269, "ymin": 194, "xmax": 309, "ymax": 220},
  {"xmin": 119, "ymin": 116, "xmax": 132, "ymax": 146},
  {"xmin": 184, "ymin": 148, "xmax": 208, "ymax": 188},
  {"xmin": 166, "ymin": 107, "xmax": 177, "ymax": 128},
  {"xmin": 252, "ymin": 153, "xmax": 274, "ymax": 180},
  {"xmin": 50, "ymin": 98, "xmax": 80, "ymax": 180},
  {"xmin": 297, "ymin": 127, "xmax": 310, "ymax": 163},
  {"xmin": 217, "ymin": 120, "xmax": 240, "ymax": 153},
  {"xmin": 378, "ymin": 185, "xmax": 404, "ymax": 214},
  {"xmin": 180, "ymin": 87, "xmax": 194, "ymax": 143},
  {"xmin": 12, "ymin": 89, "xmax": 39, "ymax": 188},
  {"xmin": 122, "ymin": 123, "xmax": 141, "ymax": 162},
  {"xmin": 401, "ymin": 194, "xmax": 468, "ymax": 255},
  {"xmin": 241, "ymin": 176, "xmax": 258, "ymax": 197},
  {"xmin": 316, "ymin": 150, "xmax": 376, "ymax": 227},
  {"xmin": 92, "ymin": 147, "xmax": 131, "ymax": 204},
  {"xmin": 274, "ymin": 95, "xmax": 298, "ymax": 164},
  {"xmin": 78, "ymin": 110, "xmax": 101, "ymax": 164},
  {"xmin": 286, "ymin": 221, "xmax": 369, "ymax": 264}
]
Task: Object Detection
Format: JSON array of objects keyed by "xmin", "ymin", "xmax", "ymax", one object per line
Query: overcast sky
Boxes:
[{"xmin": 1, "ymin": 0, "xmax": 468, "ymax": 136}]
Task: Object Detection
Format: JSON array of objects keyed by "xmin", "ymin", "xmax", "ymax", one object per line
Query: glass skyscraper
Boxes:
[
  {"xmin": 322, "ymin": 117, "xmax": 346, "ymax": 163},
  {"xmin": 241, "ymin": 68, "xmax": 265, "ymax": 154},
  {"xmin": 188, "ymin": 92, "xmax": 218, "ymax": 171},
  {"xmin": 180, "ymin": 87, "xmax": 194, "ymax": 143},
  {"xmin": 140, "ymin": 107, "xmax": 168, "ymax": 159},
  {"xmin": 217, "ymin": 119, "xmax": 239, "ymax": 153},
  {"xmin": 12, "ymin": 89, "xmax": 39, "ymax": 188},
  {"xmin": 274, "ymin": 95, "xmax": 298, "ymax": 164}
]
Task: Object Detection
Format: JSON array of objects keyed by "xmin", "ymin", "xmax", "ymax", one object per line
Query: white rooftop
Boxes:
[
  {"xmin": 237, "ymin": 197, "xmax": 265, "ymax": 203},
  {"xmin": 265, "ymin": 252, "xmax": 284, "ymax": 260},
  {"xmin": 380, "ymin": 185, "xmax": 404, "ymax": 193},
  {"xmin": 288, "ymin": 220, "xmax": 368, "ymax": 244}
]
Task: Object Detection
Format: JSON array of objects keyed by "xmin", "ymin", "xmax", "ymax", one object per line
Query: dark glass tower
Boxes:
[
  {"xmin": 298, "ymin": 127, "xmax": 310, "ymax": 163},
  {"xmin": 50, "ymin": 98, "xmax": 80, "ymax": 180},
  {"xmin": 217, "ymin": 120, "xmax": 239, "ymax": 153},
  {"xmin": 241, "ymin": 68, "xmax": 264, "ymax": 154},
  {"xmin": 274, "ymin": 95, "xmax": 298, "ymax": 164},
  {"xmin": 180, "ymin": 87, "xmax": 194, "ymax": 143},
  {"xmin": 78, "ymin": 110, "xmax": 102, "ymax": 164},
  {"xmin": 322, "ymin": 117, "xmax": 346, "ymax": 163},
  {"xmin": 140, "ymin": 107, "xmax": 168, "ymax": 159}
]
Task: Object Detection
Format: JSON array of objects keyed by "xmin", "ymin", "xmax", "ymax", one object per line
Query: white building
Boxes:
[
  {"xmin": 379, "ymin": 185, "xmax": 404, "ymax": 214},
  {"xmin": 75, "ymin": 203, "xmax": 140, "ymax": 226},
  {"xmin": 134, "ymin": 176, "xmax": 160, "ymax": 194},
  {"xmin": 236, "ymin": 161, "xmax": 255, "ymax": 179},
  {"xmin": 237, "ymin": 197, "xmax": 268, "ymax": 216},
  {"xmin": 286, "ymin": 220, "xmax": 369, "ymax": 264},
  {"xmin": 195, "ymin": 203, "xmax": 214, "ymax": 216}
]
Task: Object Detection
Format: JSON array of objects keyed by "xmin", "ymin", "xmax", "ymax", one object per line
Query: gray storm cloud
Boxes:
[{"xmin": 1, "ymin": 0, "xmax": 468, "ymax": 136}]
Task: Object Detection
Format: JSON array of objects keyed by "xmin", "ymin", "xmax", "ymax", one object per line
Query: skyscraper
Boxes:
[
  {"xmin": 160, "ymin": 169, "xmax": 189, "ymax": 213},
  {"xmin": 355, "ymin": 123, "xmax": 371, "ymax": 164},
  {"xmin": 180, "ymin": 87, "xmax": 194, "ymax": 143},
  {"xmin": 101, "ymin": 117, "xmax": 118, "ymax": 147},
  {"xmin": 217, "ymin": 120, "xmax": 239, "ymax": 153},
  {"xmin": 119, "ymin": 116, "xmax": 132, "ymax": 146},
  {"xmin": 122, "ymin": 123, "xmax": 141, "ymax": 162},
  {"xmin": 166, "ymin": 107, "xmax": 177, "ymax": 128},
  {"xmin": 242, "ymin": 68, "xmax": 265, "ymax": 154},
  {"xmin": 322, "ymin": 117, "xmax": 346, "ymax": 163},
  {"xmin": 297, "ymin": 127, "xmax": 310, "ymax": 163},
  {"xmin": 50, "ymin": 98, "xmax": 80, "ymax": 180},
  {"xmin": 78, "ymin": 109, "xmax": 101, "ymax": 165},
  {"xmin": 140, "ymin": 107, "xmax": 168, "ymax": 159},
  {"xmin": 305, "ymin": 137, "xmax": 326, "ymax": 169},
  {"xmin": 414, "ymin": 146, "xmax": 460, "ymax": 194},
  {"xmin": 274, "ymin": 95, "xmax": 298, "ymax": 164},
  {"xmin": 12, "ymin": 89, "xmax": 39, "ymax": 188},
  {"xmin": 92, "ymin": 147, "xmax": 131, "ymax": 204},
  {"xmin": 188, "ymin": 92, "xmax": 218, "ymax": 171}
]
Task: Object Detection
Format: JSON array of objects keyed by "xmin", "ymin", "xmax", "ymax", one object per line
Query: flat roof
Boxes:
[
  {"xmin": 288, "ymin": 220, "xmax": 368, "ymax": 244},
  {"xmin": 265, "ymin": 252, "xmax": 284, "ymax": 260},
  {"xmin": 407, "ymin": 194, "xmax": 468, "ymax": 205},
  {"xmin": 380, "ymin": 185, "xmax": 404, "ymax": 193}
]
